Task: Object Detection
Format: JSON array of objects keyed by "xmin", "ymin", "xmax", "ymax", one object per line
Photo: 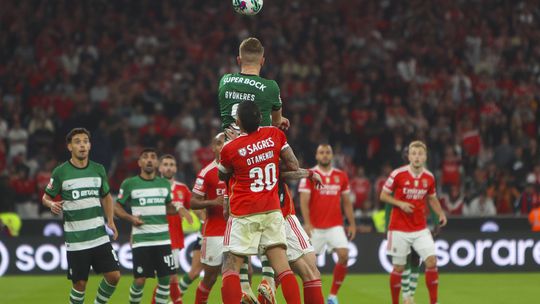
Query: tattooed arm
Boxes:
[{"xmin": 279, "ymin": 146, "xmax": 299, "ymax": 171}]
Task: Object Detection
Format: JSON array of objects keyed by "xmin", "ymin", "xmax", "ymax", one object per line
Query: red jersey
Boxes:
[
  {"xmin": 298, "ymin": 166, "xmax": 350, "ymax": 229},
  {"xmin": 280, "ymin": 182, "xmax": 296, "ymax": 216},
  {"xmin": 219, "ymin": 126, "xmax": 288, "ymax": 216},
  {"xmin": 193, "ymin": 161, "xmax": 227, "ymax": 237},
  {"xmin": 167, "ymin": 181, "xmax": 192, "ymax": 249},
  {"xmin": 383, "ymin": 165, "xmax": 436, "ymax": 232}
]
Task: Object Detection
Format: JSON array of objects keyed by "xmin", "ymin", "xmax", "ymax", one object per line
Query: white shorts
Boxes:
[
  {"xmin": 311, "ymin": 226, "xmax": 349, "ymax": 255},
  {"xmin": 386, "ymin": 228, "xmax": 436, "ymax": 265},
  {"xmin": 285, "ymin": 215, "xmax": 314, "ymax": 261},
  {"xmin": 224, "ymin": 211, "xmax": 286, "ymax": 256},
  {"xmin": 172, "ymin": 248, "xmax": 180, "ymax": 270},
  {"xmin": 201, "ymin": 236, "xmax": 225, "ymax": 266}
]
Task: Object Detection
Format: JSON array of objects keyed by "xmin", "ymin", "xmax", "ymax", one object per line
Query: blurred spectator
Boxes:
[
  {"xmin": 349, "ymin": 166, "xmax": 371, "ymax": 212},
  {"xmin": 10, "ymin": 165, "xmax": 37, "ymax": 218},
  {"xmin": 515, "ymin": 176, "xmax": 540, "ymax": 215},
  {"xmin": 439, "ymin": 185, "xmax": 465, "ymax": 215},
  {"xmin": 440, "ymin": 146, "xmax": 462, "ymax": 192},
  {"xmin": 463, "ymin": 190, "xmax": 497, "ymax": 217},
  {"xmin": 492, "ymin": 175, "xmax": 520, "ymax": 214},
  {"xmin": 7, "ymin": 118, "xmax": 28, "ymax": 161}
]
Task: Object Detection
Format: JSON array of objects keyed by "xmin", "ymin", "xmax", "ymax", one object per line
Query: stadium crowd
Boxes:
[{"xmin": 0, "ymin": 0, "xmax": 539, "ymax": 219}]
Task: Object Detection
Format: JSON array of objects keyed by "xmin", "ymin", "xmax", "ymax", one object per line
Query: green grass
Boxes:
[{"xmin": 0, "ymin": 273, "xmax": 538, "ymax": 303}]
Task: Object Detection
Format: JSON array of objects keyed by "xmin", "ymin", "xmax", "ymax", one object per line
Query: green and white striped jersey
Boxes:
[
  {"xmin": 44, "ymin": 160, "xmax": 111, "ymax": 251},
  {"xmin": 117, "ymin": 175, "xmax": 172, "ymax": 248}
]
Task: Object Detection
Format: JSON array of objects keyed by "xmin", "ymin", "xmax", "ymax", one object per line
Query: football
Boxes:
[{"xmin": 232, "ymin": 0, "xmax": 263, "ymax": 16}]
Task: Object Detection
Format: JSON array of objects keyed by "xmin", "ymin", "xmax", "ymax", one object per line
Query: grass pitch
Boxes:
[{"xmin": 1, "ymin": 273, "xmax": 538, "ymax": 303}]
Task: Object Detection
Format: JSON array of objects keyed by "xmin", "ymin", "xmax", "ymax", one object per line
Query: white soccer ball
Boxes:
[{"xmin": 232, "ymin": 0, "xmax": 263, "ymax": 16}]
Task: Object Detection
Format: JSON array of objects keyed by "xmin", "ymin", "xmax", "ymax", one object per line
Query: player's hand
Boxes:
[
  {"xmin": 438, "ymin": 213, "xmax": 448, "ymax": 227},
  {"xmin": 131, "ymin": 215, "xmax": 144, "ymax": 226},
  {"xmin": 347, "ymin": 225, "xmax": 357, "ymax": 241},
  {"xmin": 310, "ymin": 172, "xmax": 324, "ymax": 189},
  {"xmin": 107, "ymin": 221, "xmax": 119, "ymax": 241},
  {"xmin": 49, "ymin": 200, "xmax": 64, "ymax": 215},
  {"xmin": 278, "ymin": 117, "xmax": 290, "ymax": 130},
  {"xmin": 225, "ymin": 126, "xmax": 240, "ymax": 140},
  {"xmin": 399, "ymin": 202, "xmax": 415, "ymax": 213},
  {"xmin": 214, "ymin": 195, "xmax": 224, "ymax": 207},
  {"xmin": 304, "ymin": 223, "xmax": 314, "ymax": 238}
]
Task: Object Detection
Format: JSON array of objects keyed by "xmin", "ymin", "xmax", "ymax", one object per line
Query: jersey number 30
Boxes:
[{"xmin": 249, "ymin": 163, "xmax": 277, "ymax": 192}]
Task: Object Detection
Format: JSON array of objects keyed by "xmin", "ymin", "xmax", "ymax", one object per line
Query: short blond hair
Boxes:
[
  {"xmin": 239, "ymin": 37, "xmax": 264, "ymax": 64},
  {"xmin": 408, "ymin": 140, "xmax": 427, "ymax": 152}
]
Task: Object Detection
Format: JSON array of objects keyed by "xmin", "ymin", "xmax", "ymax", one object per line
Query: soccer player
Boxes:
[
  {"xmin": 219, "ymin": 37, "xmax": 289, "ymax": 132},
  {"xmin": 218, "ymin": 100, "xmax": 301, "ymax": 304},
  {"xmin": 178, "ymin": 219, "xmax": 205, "ymax": 296},
  {"xmin": 299, "ymin": 144, "xmax": 356, "ymax": 304},
  {"xmin": 280, "ymin": 169, "xmax": 325, "ymax": 304},
  {"xmin": 150, "ymin": 154, "xmax": 194, "ymax": 304},
  {"xmin": 189, "ymin": 133, "xmax": 228, "ymax": 303},
  {"xmin": 380, "ymin": 141, "xmax": 447, "ymax": 304},
  {"xmin": 42, "ymin": 127, "xmax": 120, "ymax": 304},
  {"xmin": 114, "ymin": 148, "xmax": 178, "ymax": 304}
]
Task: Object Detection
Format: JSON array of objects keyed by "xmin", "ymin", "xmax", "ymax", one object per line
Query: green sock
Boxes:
[
  {"xmin": 179, "ymin": 273, "xmax": 193, "ymax": 293},
  {"xmin": 94, "ymin": 278, "xmax": 117, "ymax": 304},
  {"xmin": 240, "ymin": 256, "xmax": 252, "ymax": 292},
  {"xmin": 154, "ymin": 276, "xmax": 170, "ymax": 304},
  {"xmin": 260, "ymin": 255, "xmax": 275, "ymax": 289},
  {"xmin": 69, "ymin": 288, "xmax": 85, "ymax": 304},
  {"xmin": 409, "ymin": 264, "xmax": 420, "ymax": 297},
  {"xmin": 129, "ymin": 282, "xmax": 144, "ymax": 304},
  {"xmin": 401, "ymin": 265, "xmax": 411, "ymax": 299}
]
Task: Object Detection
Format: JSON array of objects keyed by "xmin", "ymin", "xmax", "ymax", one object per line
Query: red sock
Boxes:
[
  {"xmin": 221, "ymin": 270, "xmax": 242, "ymax": 304},
  {"xmin": 151, "ymin": 286, "xmax": 157, "ymax": 304},
  {"xmin": 170, "ymin": 281, "xmax": 182, "ymax": 304},
  {"xmin": 330, "ymin": 263, "xmax": 348, "ymax": 295},
  {"xmin": 303, "ymin": 279, "xmax": 324, "ymax": 304},
  {"xmin": 425, "ymin": 268, "xmax": 439, "ymax": 304},
  {"xmin": 389, "ymin": 271, "xmax": 402, "ymax": 304},
  {"xmin": 277, "ymin": 270, "xmax": 301, "ymax": 304},
  {"xmin": 195, "ymin": 282, "xmax": 211, "ymax": 304}
]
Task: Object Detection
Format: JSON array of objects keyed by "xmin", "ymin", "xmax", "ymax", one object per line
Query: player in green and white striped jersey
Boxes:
[
  {"xmin": 42, "ymin": 128, "xmax": 120, "ymax": 304},
  {"xmin": 114, "ymin": 148, "xmax": 179, "ymax": 304}
]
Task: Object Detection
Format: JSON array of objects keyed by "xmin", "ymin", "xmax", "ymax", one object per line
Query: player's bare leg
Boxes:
[
  {"xmin": 290, "ymin": 252, "xmax": 324, "ymax": 304},
  {"xmin": 265, "ymin": 245, "xmax": 301, "ymax": 304},
  {"xmin": 327, "ymin": 247, "xmax": 349, "ymax": 304},
  {"xmin": 179, "ymin": 248, "xmax": 203, "ymax": 297},
  {"xmin": 424, "ymin": 255, "xmax": 439, "ymax": 304},
  {"xmin": 221, "ymin": 252, "xmax": 249, "ymax": 304},
  {"xmin": 195, "ymin": 265, "xmax": 220, "ymax": 304}
]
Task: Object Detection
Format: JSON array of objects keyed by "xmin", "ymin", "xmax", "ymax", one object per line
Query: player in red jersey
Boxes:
[
  {"xmin": 279, "ymin": 169, "xmax": 325, "ymax": 304},
  {"xmin": 380, "ymin": 141, "xmax": 447, "ymax": 304},
  {"xmin": 218, "ymin": 100, "xmax": 301, "ymax": 304},
  {"xmin": 154, "ymin": 154, "xmax": 194, "ymax": 304},
  {"xmin": 299, "ymin": 144, "xmax": 356, "ymax": 304},
  {"xmin": 188, "ymin": 133, "xmax": 228, "ymax": 303}
]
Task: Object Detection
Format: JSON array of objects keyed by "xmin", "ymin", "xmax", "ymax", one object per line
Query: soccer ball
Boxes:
[{"xmin": 232, "ymin": 0, "xmax": 263, "ymax": 16}]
